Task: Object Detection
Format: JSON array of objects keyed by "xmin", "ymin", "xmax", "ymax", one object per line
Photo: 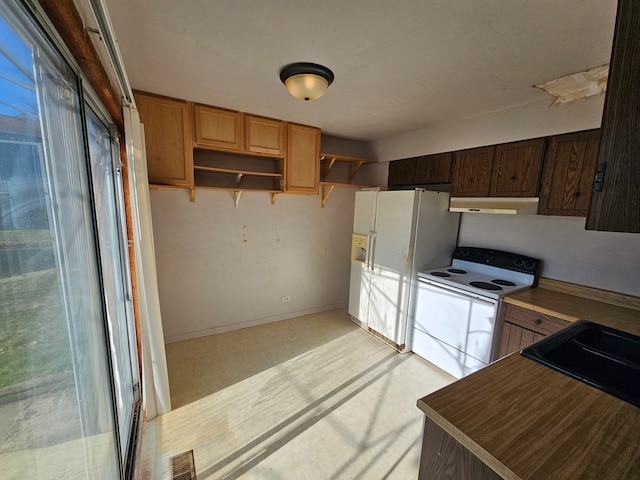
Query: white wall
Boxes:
[
  {"xmin": 322, "ymin": 135, "xmax": 389, "ymax": 187},
  {"xmin": 371, "ymin": 96, "xmax": 605, "ymax": 161},
  {"xmin": 371, "ymin": 94, "xmax": 640, "ymax": 297},
  {"xmin": 458, "ymin": 214, "xmax": 640, "ymax": 297},
  {"xmin": 151, "ymin": 187, "xmax": 357, "ymax": 343}
]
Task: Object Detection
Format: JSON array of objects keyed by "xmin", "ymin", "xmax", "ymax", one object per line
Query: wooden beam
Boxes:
[
  {"xmin": 38, "ymin": 0, "xmax": 124, "ymax": 130},
  {"xmin": 119, "ymin": 139, "xmax": 142, "ymax": 378}
]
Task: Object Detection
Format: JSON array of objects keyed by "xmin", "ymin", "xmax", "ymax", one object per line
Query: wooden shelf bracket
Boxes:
[
  {"xmin": 233, "ymin": 190, "xmax": 242, "ymax": 208},
  {"xmin": 348, "ymin": 160, "xmax": 365, "ymax": 182},
  {"xmin": 321, "ymin": 184, "xmax": 336, "ymax": 208}
]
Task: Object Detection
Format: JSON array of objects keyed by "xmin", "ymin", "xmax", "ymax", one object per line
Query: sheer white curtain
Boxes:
[{"xmin": 123, "ymin": 106, "xmax": 171, "ymax": 419}]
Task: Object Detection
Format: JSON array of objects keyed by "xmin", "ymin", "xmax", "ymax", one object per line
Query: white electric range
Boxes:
[{"xmin": 412, "ymin": 246, "xmax": 541, "ymax": 378}]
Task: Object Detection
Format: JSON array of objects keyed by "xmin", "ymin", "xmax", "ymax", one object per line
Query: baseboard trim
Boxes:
[{"xmin": 164, "ymin": 304, "xmax": 348, "ymax": 343}]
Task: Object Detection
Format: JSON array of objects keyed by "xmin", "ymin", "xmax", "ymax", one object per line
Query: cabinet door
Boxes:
[
  {"xmin": 587, "ymin": 0, "xmax": 640, "ymax": 233},
  {"xmin": 538, "ymin": 130, "xmax": 600, "ymax": 216},
  {"xmin": 451, "ymin": 146, "xmax": 495, "ymax": 196},
  {"xmin": 134, "ymin": 91, "xmax": 193, "ymax": 187},
  {"xmin": 388, "ymin": 158, "xmax": 417, "ymax": 186},
  {"xmin": 498, "ymin": 322, "xmax": 544, "ymax": 358},
  {"xmin": 415, "ymin": 153, "xmax": 452, "ymax": 184},
  {"xmin": 245, "ymin": 115, "xmax": 285, "ymax": 156},
  {"xmin": 497, "ymin": 303, "xmax": 569, "ymax": 358},
  {"xmin": 419, "ymin": 418, "xmax": 503, "ymax": 480},
  {"xmin": 285, "ymin": 123, "xmax": 320, "ymax": 193},
  {"xmin": 490, "ymin": 138, "xmax": 545, "ymax": 197},
  {"xmin": 193, "ymin": 104, "xmax": 244, "ymax": 151}
]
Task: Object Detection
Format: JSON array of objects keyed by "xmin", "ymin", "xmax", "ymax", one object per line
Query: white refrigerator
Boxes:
[{"xmin": 348, "ymin": 189, "xmax": 460, "ymax": 352}]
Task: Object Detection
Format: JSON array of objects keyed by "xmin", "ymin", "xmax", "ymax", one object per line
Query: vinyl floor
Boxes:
[{"xmin": 136, "ymin": 308, "xmax": 455, "ymax": 480}]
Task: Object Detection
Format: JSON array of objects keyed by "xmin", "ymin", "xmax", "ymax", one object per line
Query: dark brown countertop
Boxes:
[{"xmin": 417, "ymin": 282, "xmax": 640, "ymax": 479}]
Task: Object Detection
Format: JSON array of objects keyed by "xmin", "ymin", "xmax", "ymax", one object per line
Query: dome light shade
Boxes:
[{"xmin": 279, "ymin": 62, "xmax": 334, "ymax": 101}]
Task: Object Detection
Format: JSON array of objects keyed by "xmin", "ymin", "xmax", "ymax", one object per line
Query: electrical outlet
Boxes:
[{"xmin": 281, "ymin": 296, "xmax": 291, "ymax": 302}]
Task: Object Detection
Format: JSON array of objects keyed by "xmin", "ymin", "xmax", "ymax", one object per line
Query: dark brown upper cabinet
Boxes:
[
  {"xmin": 587, "ymin": 0, "xmax": 640, "ymax": 233},
  {"xmin": 538, "ymin": 130, "xmax": 600, "ymax": 217},
  {"xmin": 415, "ymin": 153, "xmax": 452, "ymax": 184},
  {"xmin": 388, "ymin": 153, "xmax": 452, "ymax": 188},
  {"xmin": 451, "ymin": 146, "xmax": 495, "ymax": 196},
  {"xmin": 387, "ymin": 158, "xmax": 417, "ymax": 186},
  {"xmin": 490, "ymin": 138, "xmax": 545, "ymax": 197}
]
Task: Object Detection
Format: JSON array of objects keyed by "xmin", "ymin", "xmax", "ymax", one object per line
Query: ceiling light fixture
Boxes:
[{"xmin": 279, "ymin": 62, "xmax": 334, "ymax": 101}]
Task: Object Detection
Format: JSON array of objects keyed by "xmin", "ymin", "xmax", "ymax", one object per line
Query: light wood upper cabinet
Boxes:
[
  {"xmin": 490, "ymin": 138, "xmax": 545, "ymax": 197},
  {"xmin": 285, "ymin": 123, "xmax": 320, "ymax": 194},
  {"xmin": 451, "ymin": 146, "xmax": 495, "ymax": 196},
  {"xmin": 134, "ymin": 91, "xmax": 193, "ymax": 187},
  {"xmin": 193, "ymin": 104, "xmax": 244, "ymax": 151},
  {"xmin": 245, "ymin": 115, "xmax": 285, "ymax": 156}
]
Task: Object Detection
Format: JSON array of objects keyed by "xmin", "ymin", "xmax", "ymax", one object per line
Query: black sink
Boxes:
[{"xmin": 521, "ymin": 320, "xmax": 640, "ymax": 408}]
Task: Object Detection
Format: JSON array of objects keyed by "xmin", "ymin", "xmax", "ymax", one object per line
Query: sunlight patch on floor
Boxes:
[{"xmin": 137, "ymin": 308, "xmax": 455, "ymax": 479}]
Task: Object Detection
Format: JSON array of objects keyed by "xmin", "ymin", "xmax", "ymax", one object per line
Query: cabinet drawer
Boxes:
[{"xmin": 503, "ymin": 303, "xmax": 569, "ymax": 336}]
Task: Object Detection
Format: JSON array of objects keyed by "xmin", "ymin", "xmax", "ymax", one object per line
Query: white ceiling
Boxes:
[{"xmin": 104, "ymin": 0, "xmax": 618, "ymax": 142}]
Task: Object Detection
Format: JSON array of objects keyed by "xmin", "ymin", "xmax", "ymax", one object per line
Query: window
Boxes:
[{"xmin": 0, "ymin": 1, "xmax": 139, "ymax": 478}]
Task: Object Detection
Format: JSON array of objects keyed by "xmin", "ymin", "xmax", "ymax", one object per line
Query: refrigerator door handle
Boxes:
[{"xmin": 368, "ymin": 232, "xmax": 377, "ymax": 270}]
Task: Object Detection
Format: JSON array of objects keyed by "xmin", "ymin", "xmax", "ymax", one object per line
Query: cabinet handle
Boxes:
[
  {"xmin": 573, "ymin": 191, "xmax": 580, "ymax": 198},
  {"xmin": 535, "ymin": 318, "xmax": 543, "ymax": 325}
]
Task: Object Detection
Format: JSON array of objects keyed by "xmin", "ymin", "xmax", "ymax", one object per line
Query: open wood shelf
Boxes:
[
  {"xmin": 320, "ymin": 153, "xmax": 371, "ymax": 185},
  {"xmin": 194, "ymin": 165, "xmax": 283, "ymax": 178},
  {"xmin": 149, "ymin": 183, "xmax": 191, "ymax": 191},
  {"xmin": 319, "ymin": 153, "xmax": 375, "ymax": 207},
  {"xmin": 195, "ymin": 185, "xmax": 282, "ymax": 193},
  {"xmin": 194, "ymin": 185, "xmax": 282, "ymax": 207},
  {"xmin": 192, "ymin": 148, "xmax": 284, "ymax": 206},
  {"xmin": 320, "ymin": 181, "xmax": 368, "ymax": 188}
]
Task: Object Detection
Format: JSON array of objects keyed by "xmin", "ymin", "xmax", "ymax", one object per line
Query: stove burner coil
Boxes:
[
  {"xmin": 447, "ymin": 268, "xmax": 467, "ymax": 275},
  {"xmin": 469, "ymin": 281, "xmax": 502, "ymax": 291},
  {"xmin": 492, "ymin": 279, "xmax": 516, "ymax": 287},
  {"xmin": 430, "ymin": 272, "xmax": 450, "ymax": 277}
]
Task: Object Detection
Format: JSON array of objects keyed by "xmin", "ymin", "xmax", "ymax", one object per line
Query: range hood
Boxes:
[{"xmin": 449, "ymin": 197, "xmax": 539, "ymax": 215}]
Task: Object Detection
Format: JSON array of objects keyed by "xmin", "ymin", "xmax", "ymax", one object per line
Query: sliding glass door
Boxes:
[
  {"xmin": 85, "ymin": 105, "xmax": 140, "ymax": 461},
  {"xmin": 0, "ymin": 1, "xmax": 139, "ymax": 478}
]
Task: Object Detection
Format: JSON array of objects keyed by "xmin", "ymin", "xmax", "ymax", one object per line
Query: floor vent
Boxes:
[{"xmin": 170, "ymin": 450, "xmax": 196, "ymax": 480}]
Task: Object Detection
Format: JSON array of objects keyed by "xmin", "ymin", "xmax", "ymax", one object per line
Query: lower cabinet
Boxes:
[
  {"xmin": 498, "ymin": 303, "xmax": 569, "ymax": 357},
  {"xmin": 419, "ymin": 417, "xmax": 502, "ymax": 480}
]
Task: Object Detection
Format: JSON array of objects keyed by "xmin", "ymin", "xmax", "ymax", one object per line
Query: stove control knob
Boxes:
[
  {"xmin": 524, "ymin": 260, "xmax": 536, "ymax": 270},
  {"xmin": 514, "ymin": 257, "xmax": 524, "ymax": 267}
]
